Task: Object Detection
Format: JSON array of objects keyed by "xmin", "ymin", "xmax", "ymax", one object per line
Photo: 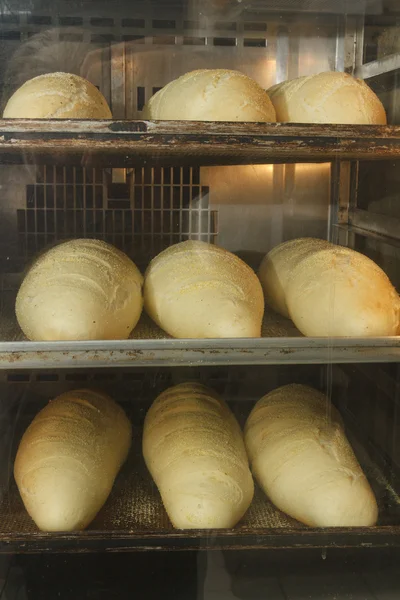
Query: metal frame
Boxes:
[
  {"xmin": 0, "ymin": 0, "xmax": 399, "ymax": 563},
  {"xmin": 0, "ymin": 121, "xmax": 400, "ymax": 165},
  {"xmin": 1, "ymin": 526, "xmax": 399, "ymax": 554},
  {"xmin": 356, "ymin": 54, "xmax": 400, "ymax": 79},
  {"xmin": 0, "ymin": 337, "xmax": 398, "ymax": 369}
]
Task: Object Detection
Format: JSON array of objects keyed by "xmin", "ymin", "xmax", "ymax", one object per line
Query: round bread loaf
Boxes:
[
  {"xmin": 245, "ymin": 383, "xmax": 378, "ymax": 527},
  {"xmin": 267, "ymin": 71, "xmax": 386, "ymax": 124},
  {"xmin": 14, "ymin": 389, "xmax": 132, "ymax": 531},
  {"xmin": 143, "ymin": 69, "xmax": 276, "ymax": 122},
  {"xmin": 16, "ymin": 239, "xmax": 143, "ymax": 341},
  {"xmin": 3, "ymin": 72, "xmax": 112, "ymax": 118},
  {"xmin": 144, "ymin": 240, "xmax": 264, "ymax": 338},
  {"xmin": 259, "ymin": 238, "xmax": 400, "ymax": 337},
  {"xmin": 143, "ymin": 382, "xmax": 254, "ymax": 529}
]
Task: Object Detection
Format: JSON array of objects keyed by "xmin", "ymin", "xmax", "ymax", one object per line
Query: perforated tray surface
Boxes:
[{"xmin": 1, "ymin": 428, "xmax": 400, "ymax": 553}]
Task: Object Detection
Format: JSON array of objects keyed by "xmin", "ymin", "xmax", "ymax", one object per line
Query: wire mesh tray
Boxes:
[
  {"xmin": 0, "ymin": 290, "xmax": 399, "ymax": 368},
  {"xmin": 0, "ymin": 428, "xmax": 399, "ymax": 553}
]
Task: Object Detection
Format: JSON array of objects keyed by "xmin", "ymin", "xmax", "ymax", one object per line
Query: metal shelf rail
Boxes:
[{"xmin": 1, "ymin": 121, "xmax": 400, "ymax": 166}]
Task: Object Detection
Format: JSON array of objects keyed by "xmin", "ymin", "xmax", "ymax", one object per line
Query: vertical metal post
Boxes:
[
  {"xmin": 332, "ymin": 9, "xmax": 364, "ymax": 249},
  {"xmin": 275, "ymin": 26, "xmax": 289, "ymax": 84},
  {"xmin": 343, "ymin": 14, "xmax": 365, "ymax": 74},
  {"xmin": 110, "ymin": 42, "xmax": 127, "ymax": 184},
  {"xmin": 329, "ymin": 160, "xmax": 358, "ymax": 250}
]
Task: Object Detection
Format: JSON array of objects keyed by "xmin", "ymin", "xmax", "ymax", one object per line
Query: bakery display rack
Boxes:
[
  {"xmin": 0, "ymin": 0, "xmax": 399, "ymax": 581},
  {"xmin": 0, "ymin": 120, "xmax": 398, "ymax": 367}
]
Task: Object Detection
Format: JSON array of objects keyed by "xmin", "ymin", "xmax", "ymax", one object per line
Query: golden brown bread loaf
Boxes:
[
  {"xmin": 3, "ymin": 72, "xmax": 112, "ymax": 118},
  {"xmin": 258, "ymin": 238, "xmax": 400, "ymax": 337},
  {"xmin": 268, "ymin": 71, "xmax": 386, "ymax": 124},
  {"xmin": 143, "ymin": 382, "xmax": 254, "ymax": 529},
  {"xmin": 144, "ymin": 240, "xmax": 264, "ymax": 338},
  {"xmin": 16, "ymin": 238, "xmax": 143, "ymax": 341},
  {"xmin": 245, "ymin": 384, "xmax": 378, "ymax": 527},
  {"xmin": 14, "ymin": 389, "xmax": 131, "ymax": 531},
  {"xmin": 143, "ymin": 69, "xmax": 276, "ymax": 122}
]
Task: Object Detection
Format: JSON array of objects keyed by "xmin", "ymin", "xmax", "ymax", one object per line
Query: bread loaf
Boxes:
[
  {"xmin": 143, "ymin": 69, "xmax": 276, "ymax": 122},
  {"xmin": 14, "ymin": 389, "xmax": 131, "ymax": 531},
  {"xmin": 268, "ymin": 71, "xmax": 386, "ymax": 124},
  {"xmin": 143, "ymin": 382, "xmax": 254, "ymax": 528},
  {"xmin": 245, "ymin": 384, "xmax": 378, "ymax": 527},
  {"xmin": 3, "ymin": 72, "xmax": 112, "ymax": 118},
  {"xmin": 16, "ymin": 239, "xmax": 143, "ymax": 341},
  {"xmin": 144, "ymin": 240, "xmax": 264, "ymax": 338},
  {"xmin": 258, "ymin": 238, "xmax": 400, "ymax": 337}
]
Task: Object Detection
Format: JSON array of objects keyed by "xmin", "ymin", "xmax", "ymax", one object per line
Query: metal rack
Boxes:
[
  {"xmin": 0, "ymin": 338, "xmax": 399, "ymax": 369},
  {"xmin": 0, "ymin": 121, "xmax": 396, "ymax": 367},
  {"xmin": 0, "ymin": 0, "xmax": 399, "ymax": 565},
  {"xmin": 0, "ymin": 418, "xmax": 398, "ymax": 553},
  {"xmin": 0, "ymin": 293, "xmax": 397, "ymax": 367},
  {"xmin": 1, "ymin": 121, "xmax": 400, "ymax": 165}
]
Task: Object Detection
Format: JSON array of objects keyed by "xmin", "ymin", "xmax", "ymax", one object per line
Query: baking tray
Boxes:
[{"xmin": 0, "ymin": 422, "xmax": 399, "ymax": 554}]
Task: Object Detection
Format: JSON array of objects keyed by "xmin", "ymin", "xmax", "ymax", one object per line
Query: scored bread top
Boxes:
[
  {"xmin": 3, "ymin": 72, "xmax": 112, "ymax": 119},
  {"xmin": 144, "ymin": 240, "xmax": 265, "ymax": 338},
  {"xmin": 267, "ymin": 71, "xmax": 386, "ymax": 124},
  {"xmin": 143, "ymin": 68, "xmax": 276, "ymax": 122},
  {"xmin": 15, "ymin": 238, "xmax": 143, "ymax": 341}
]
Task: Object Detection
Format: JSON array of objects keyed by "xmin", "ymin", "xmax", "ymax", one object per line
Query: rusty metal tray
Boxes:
[{"xmin": 1, "ymin": 121, "xmax": 400, "ymax": 167}]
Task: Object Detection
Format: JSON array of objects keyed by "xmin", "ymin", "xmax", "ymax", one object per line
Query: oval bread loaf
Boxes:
[
  {"xmin": 16, "ymin": 238, "xmax": 143, "ymax": 341},
  {"xmin": 144, "ymin": 240, "xmax": 264, "ymax": 338},
  {"xmin": 14, "ymin": 389, "xmax": 132, "ymax": 531},
  {"xmin": 267, "ymin": 71, "xmax": 386, "ymax": 124},
  {"xmin": 143, "ymin": 69, "xmax": 276, "ymax": 122},
  {"xmin": 258, "ymin": 238, "xmax": 400, "ymax": 337},
  {"xmin": 3, "ymin": 72, "xmax": 112, "ymax": 119},
  {"xmin": 143, "ymin": 382, "xmax": 254, "ymax": 529},
  {"xmin": 245, "ymin": 384, "xmax": 378, "ymax": 527}
]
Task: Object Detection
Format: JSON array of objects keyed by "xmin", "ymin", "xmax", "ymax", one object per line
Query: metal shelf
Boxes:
[
  {"xmin": 1, "ymin": 120, "xmax": 400, "ymax": 166},
  {"xmin": 1, "ymin": 337, "xmax": 399, "ymax": 369},
  {"xmin": 1, "ymin": 320, "xmax": 400, "ymax": 369},
  {"xmin": 0, "ymin": 425, "xmax": 399, "ymax": 554},
  {"xmin": 0, "ymin": 292, "xmax": 398, "ymax": 367}
]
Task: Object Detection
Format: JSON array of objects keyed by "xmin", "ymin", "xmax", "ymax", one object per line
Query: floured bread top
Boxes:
[
  {"xmin": 143, "ymin": 382, "xmax": 254, "ymax": 529},
  {"xmin": 143, "ymin": 68, "xmax": 276, "ymax": 122},
  {"xmin": 259, "ymin": 237, "xmax": 400, "ymax": 337},
  {"xmin": 3, "ymin": 72, "xmax": 112, "ymax": 119},
  {"xmin": 144, "ymin": 240, "xmax": 265, "ymax": 338},
  {"xmin": 15, "ymin": 238, "xmax": 143, "ymax": 341},
  {"xmin": 268, "ymin": 71, "xmax": 386, "ymax": 124}
]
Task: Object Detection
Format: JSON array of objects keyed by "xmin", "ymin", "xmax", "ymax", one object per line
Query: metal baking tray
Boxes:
[
  {"xmin": 0, "ymin": 289, "xmax": 399, "ymax": 368},
  {"xmin": 0, "ymin": 420, "xmax": 399, "ymax": 554},
  {"xmin": 1, "ymin": 122, "xmax": 400, "ymax": 167}
]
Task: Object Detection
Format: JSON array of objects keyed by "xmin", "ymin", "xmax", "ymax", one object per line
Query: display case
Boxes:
[{"xmin": 0, "ymin": 0, "xmax": 399, "ymax": 597}]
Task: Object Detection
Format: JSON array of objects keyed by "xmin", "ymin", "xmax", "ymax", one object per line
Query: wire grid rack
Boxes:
[{"xmin": 15, "ymin": 165, "xmax": 218, "ymax": 270}]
